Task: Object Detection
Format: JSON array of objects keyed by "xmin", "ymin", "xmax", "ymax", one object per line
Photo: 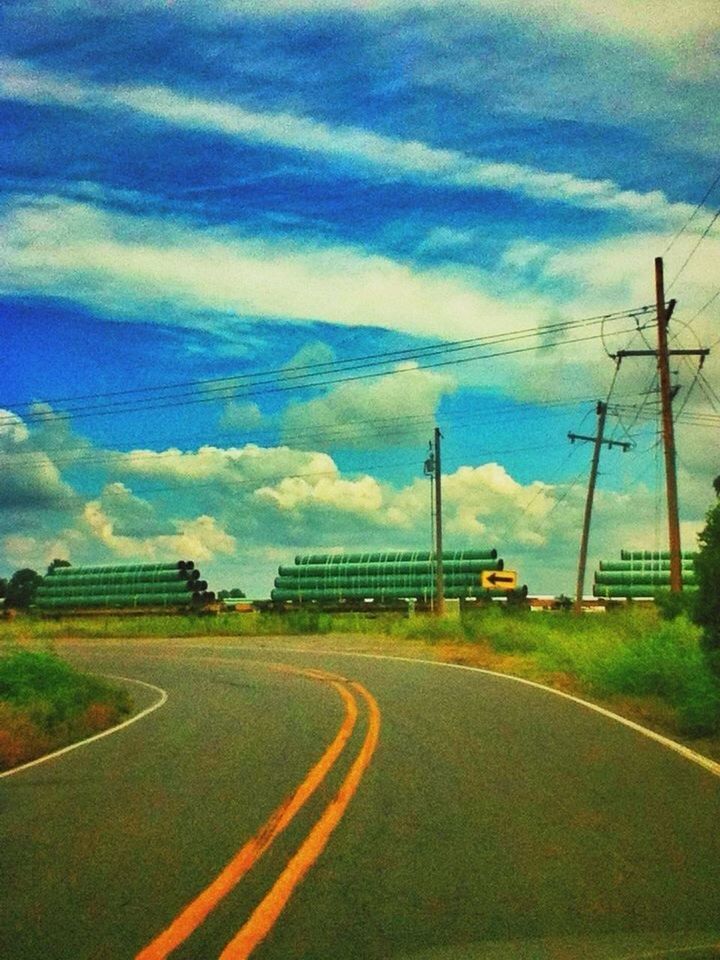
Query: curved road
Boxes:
[{"xmin": 1, "ymin": 639, "xmax": 719, "ymax": 960}]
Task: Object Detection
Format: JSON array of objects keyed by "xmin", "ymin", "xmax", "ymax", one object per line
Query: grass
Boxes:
[
  {"xmin": 382, "ymin": 606, "xmax": 720, "ymax": 738},
  {"xmin": 0, "ymin": 649, "xmax": 132, "ymax": 771},
  {"xmin": 3, "ymin": 602, "xmax": 719, "ymax": 751},
  {"xmin": 389, "ymin": 605, "xmax": 720, "ymax": 738}
]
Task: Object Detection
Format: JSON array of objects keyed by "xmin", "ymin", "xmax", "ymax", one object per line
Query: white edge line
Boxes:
[
  {"xmin": 0, "ymin": 675, "xmax": 168, "ymax": 780},
  {"xmin": 224, "ymin": 643, "xmax": 720, "ymax": 779},
  {"xmin": 49, "ymin": 639, "xmax": 720, "ymax": 779}
]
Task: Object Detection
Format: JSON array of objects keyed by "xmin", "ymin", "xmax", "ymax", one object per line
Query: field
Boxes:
[{"xmin": 2, "ymin": 604, "xmax": 719, "ymax": 764}]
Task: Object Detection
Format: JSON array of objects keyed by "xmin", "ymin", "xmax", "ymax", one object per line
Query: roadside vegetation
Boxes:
[
  {"xmin": 399, "ymin": 605, "xmax": 720, "ymax": 737},
  {"xmin": 2, "ymin": 486, "xmax": 718, "ymax": 764},
  {"xmin": 2, "ymin": 602, "xmax": 719, "ymax": 749},
  {"xmin": 0, "ymin": 649, "xmax": 132, "ymax": 772}
]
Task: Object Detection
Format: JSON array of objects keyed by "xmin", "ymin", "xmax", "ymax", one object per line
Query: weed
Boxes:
[{"xmin": 0, "ymin": 649, "xmax": 132, "ymax": 771}]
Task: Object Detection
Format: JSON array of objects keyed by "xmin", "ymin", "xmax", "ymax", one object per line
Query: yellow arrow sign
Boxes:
[{"xmin": 481, "ymin": 569, "xmax": 518, "ymax": 591}]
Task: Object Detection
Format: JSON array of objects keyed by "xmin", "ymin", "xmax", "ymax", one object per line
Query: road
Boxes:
[{"xmin": 1, "ymin": 639, "xmax": 719, "ymax": 960}]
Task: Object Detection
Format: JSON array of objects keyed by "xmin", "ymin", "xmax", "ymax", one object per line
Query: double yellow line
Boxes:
[{"xmin": 135, "ymin": 663, "xmax": 381, "ymax": 960}]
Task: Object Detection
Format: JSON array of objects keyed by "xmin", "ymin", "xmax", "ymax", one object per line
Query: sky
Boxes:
[{"xmin": 0, "ymin": 0, "xmax": 718, "ymax": 597}]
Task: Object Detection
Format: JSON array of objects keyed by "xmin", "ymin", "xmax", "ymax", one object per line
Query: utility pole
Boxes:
[
  {"xmin": 433, "ymin": 427, "xmax": 445, "ymax": 616},
  {"xmin": 424, "ymin": 441, "xmax": 435, "ymax": 610},
  {"xmin": 655, "ymin": 258, "xmax": 682, "ymax": 592},
  {"xmin": 570, "ymin": 402, "xmax": 632, "ymax": 611},
  {"xmin": 613, "ymin": 257, "xmax": 709, "ymax": 593},
  {"xmin": 423, "ymin": 432, "xmax": 445, "ymax": 614}
]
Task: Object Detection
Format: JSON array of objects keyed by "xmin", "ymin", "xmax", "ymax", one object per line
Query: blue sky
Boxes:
[{"xmin": 0, "ymin": 0, "xmax": 718, "ymax": 596}]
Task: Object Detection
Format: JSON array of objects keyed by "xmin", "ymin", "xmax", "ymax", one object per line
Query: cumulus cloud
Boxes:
[
  {"xmin": 282, "ymin": 362, "xmax": 455, "ymax": 449},
  {"xmin": 219, "ymin": 401, "xmax": 265, "ymax": 432},
  {"xmin": 255, "ymin": 472, "xmax": 384, "ymax": 516},
  {"xmin": 0, "ymin": 409, "xmax": 29, "ymax": 446},
  {"xmin": 282, "ymin": 341, "xmax": 337, "ymax": 376},
  {"xmin": 0, "ymin": 59, "xmax": 702, "ymax": 223},
  {"xmin": 0, "ymin": 410, "xmax": 712, "ymax": 593},
  {"xmin": 95, "ymin": 482, "xmax": 174, "ymax": 538},
  {"xmin": 0, "ymin": 408, "xmax": 77, "ymax": 510},
  {"xmin": 114, "ymin": 442, "xmax": 338, "ymax": 488},
  {"xmin": 83, "ymin": 492, "xmax": 236, "ymax": 561},
  {"xmin": 2, "ymin": 531, "xmax": 85, "ymax": 571},
  {"xmin": 253, "ymin": 457, "xmax": 557, "ymax": 545}
]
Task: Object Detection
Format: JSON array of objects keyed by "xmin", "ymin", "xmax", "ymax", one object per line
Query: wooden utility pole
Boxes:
[
  {"xmin": 613, "ymin": 258, "xmax": 709, "ymax": 593},
  {"xmin": 570, "ymin": 402, "xmax": 631, "ymax": 611},
  {"xmin": 655, "ymin": 257, "xmax": 683, "ymax": 592},
  {"xmin": 433, "ymin": 427, "xmax": 445, "ymax": 616}
]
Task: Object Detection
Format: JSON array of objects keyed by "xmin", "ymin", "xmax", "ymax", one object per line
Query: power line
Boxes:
[
  {"xmin": 0, "ymin": 305, "xmax": 654, "ymax": 426},
  {"xmin": 663, "ymin": 165, "xmax": 720, "ymax": 256},
  {"xmin": 0, "ymin": 386, "xmax": 659, "ymax": 470},
  {"xmin": 687, "ymin": 288, "xmax": 720, "ymax": 327},
  {"xmin": 667, "ymin": 203, "xmax": 720, "ymax": 292},
  {"xmin": 0, "ymin": 319, "xmax": 656, "ymax": 429}
]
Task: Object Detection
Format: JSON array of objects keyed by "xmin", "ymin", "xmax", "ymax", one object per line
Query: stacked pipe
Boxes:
[
  {"xmin": 34, "ymin": 561, "xmax": 216, "ymax": 611},
  {"xmin": 271, "ymin": 549, "xmax": 526, "ymax": 603},
  {"xmin": 592, "ymin": 550, "xmax": 698, "ymax": 599}
]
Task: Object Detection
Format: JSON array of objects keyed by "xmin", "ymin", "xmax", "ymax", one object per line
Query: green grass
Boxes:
[
  {"xmin": 463, "ymin": 606, "xmax": 719, "ymax": 736},
  {"xmin": 0, "ymin": 649, "xmax": 132, "ymax": 771},
  {"xmin": 1, "ymin": 610, "xmax": 404, "ymax": 641},
  {"xmin": 377, "ymin": 605, "xmax": 720, "ymax": 736},
  {"xmin": 3, "ymin": 603, "xmax": 719, "ymax": 740}
]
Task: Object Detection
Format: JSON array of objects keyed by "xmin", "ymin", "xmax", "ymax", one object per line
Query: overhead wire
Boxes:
[
  {"xmin": 687, "ymin": 288, "xmax": 720, "ymax": 327},
  {"xmin": 0, "ymin": 305, "xmax": 655, "ymax": 427},
  {"xmin": 667, "ymin": 203, "xmax": 720, "ymax": 292},
  {"xmin": 662, "ymin": 164, "xmax": 720, "ymax": 256},
  {"xmin": 0, "ymin": 387, "xmax": 659, "ymax": 469},
  {"xmin": 1, "ymin": 304, "xmax": 652, "ymax": 412},
  {"xmin": 695, "ymin": 370, "xmax": 720, "ymax": 412},
  {"xmin": 1, "ymin": 324, "xmax": 655, "ymax": 428}
]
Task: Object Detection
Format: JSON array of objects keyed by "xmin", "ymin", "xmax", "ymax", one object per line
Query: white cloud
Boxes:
[
  {"xmin": 0, "ymin": 408, "xmax": 77, "ymax": 510},
  {"xmin": 282, "ymin": 362, "xmax": 455, "ymax": 448},
  {"xmin": 114, "ymin": 442, "xmax": 338, "ymax": 488},
  {"xmin": 282, "ymin": 341, "xmax": 336, "ymax": 375},
  {"xmin": 83, "ymin": 493, "xmax": 236, "ymax": 561},
  {"xmin": 219, "ymin": 401, "xmax": 265, "ymax": 431},
  {"xmin": 464, "ymin": 0, "xmax": 717, "ymax": 47},
  {"xmin": 0, "ymin": 59, "xmax": 702, "ymax": 223},
  {"xmin": 255, "ymin": 473, "xmax": 384, "ymax": 515},
  {"xmin": 2, "ymin": 532, "xmax": 85, "ymax": 571},
  {"xmin": 0, "ymin": 196, "xmax": 548, "ymax": 340},
  {"xmin": 2, "ymin": 195, "xmax": 716, "ymax": 417},
  {"xmin": 0, "ymin": 410, "xmax": 713, "ymax": 593},
  {"xmin": 0, "ymin": 409, "xmax": 29, "ymax": 446}
]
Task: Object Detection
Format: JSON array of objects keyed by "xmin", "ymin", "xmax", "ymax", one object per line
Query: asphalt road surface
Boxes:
[{"xmin": 2, "ymin": 639, "xmax": 719, "ymax": 960}]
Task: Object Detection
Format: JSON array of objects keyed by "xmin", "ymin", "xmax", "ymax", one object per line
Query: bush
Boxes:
[
  {"xmin": 462, "ymin": 604, "xmax": 540, "ymax": 653},
  {"xmin": 5, "ymin": 569, "xmax": 42, "ymax": 610},
  {"xmin": 694, "ymin": 494, "xmax": 720, "ymax": 668},
  {"xmin": 655, "ymin": 589, "xmax": 697, "ymax": 621},
  {"xmin": 535, "ymin": 614, "xmax": 720, "ymax": 736}
]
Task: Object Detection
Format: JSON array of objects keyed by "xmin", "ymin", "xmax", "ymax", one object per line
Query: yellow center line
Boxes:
[
  {"xmin": 218, "ymin": 680, "xmax": 381, "ymax": 960},
  {"xmin": 135, "ymin": 666, "xmax": 358, "ymax": 960}
]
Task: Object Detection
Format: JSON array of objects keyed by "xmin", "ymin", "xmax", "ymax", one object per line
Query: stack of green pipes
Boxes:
[
  {"xmin": 271, "ymin": 549, "xmax": 524, "ymax": 602},
  {"xmin": 34, "ymin": 561, "xmax": 216, "ymax": 610},
  {"xmin": 592, "ymin": 550, "xmax": 698, "ymax": 599}
]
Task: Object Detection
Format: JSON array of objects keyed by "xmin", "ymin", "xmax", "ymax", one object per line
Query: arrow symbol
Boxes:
[{"xmin": 487, "ymin": 572, "xmax": 514, "ymax": 586}]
